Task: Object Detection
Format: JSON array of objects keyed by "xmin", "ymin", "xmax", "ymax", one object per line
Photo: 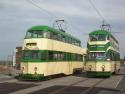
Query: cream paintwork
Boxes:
[
  {"xmin": 21, "ymin": 62, "xmax": 84, "ymax": 76},
  {"xmin": 21, "ymin": 63, "xmax": 28, "ymax": 74},
  {"xmin": 86, "ymin": 61, "xmax": 120, "ymax": 72},
  {"xmin": 111, "ymin": 61, "xmax": 120, "ymax": 72},
  {"xmin": 23, "ymin": 38, "xmax": 87, "ymax": 55},
  {"xmin": 88, "ymin": 40, "xmax": 109, "ymax": 45}
]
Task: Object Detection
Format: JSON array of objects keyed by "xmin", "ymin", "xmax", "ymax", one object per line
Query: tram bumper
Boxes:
[
  {"xmin": 86, "ymin": 71, "xmax": 112, "ymax": 77},
  {"xmin": 18, "ymin": 73, "xmax": 45, "ymax": 81}
]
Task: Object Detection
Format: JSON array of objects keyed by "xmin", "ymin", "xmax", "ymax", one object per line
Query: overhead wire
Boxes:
[
  {"xmin": 26, "ymin": 0, "xmax": 85, "ymax": 34},
  {"xmin": 26, "ymin": 0, "xmax": 60, "ymax": 22},
  {"xmin": 88, "ymin": 0, "xmax": 106, "ymax": 23}
]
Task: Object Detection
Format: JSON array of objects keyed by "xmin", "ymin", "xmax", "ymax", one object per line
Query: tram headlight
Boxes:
[
  {"xmin": 102, "ymin": 65, "xmax": 105, "ymax": 68},
  {"xmin": 107, "ymin": 58, "xmax": 110, "ymax": 61},
  {"xmin": 102, "ymin": 65, "xmax": 105, "ymax": 72}
]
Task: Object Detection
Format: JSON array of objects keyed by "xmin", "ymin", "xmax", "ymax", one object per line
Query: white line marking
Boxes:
[{"xmin": 115, "ymin": 76, "xmax": 123, "ymax": 88}]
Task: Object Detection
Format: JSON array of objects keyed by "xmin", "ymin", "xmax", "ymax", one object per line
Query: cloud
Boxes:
[{"xmin": 0, "ymin": 0, "xmax": 125, "ymax": 59}]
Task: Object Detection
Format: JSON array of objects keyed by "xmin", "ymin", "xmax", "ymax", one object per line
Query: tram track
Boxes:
[
  {"xmin": 49, "ymin": 78, "xmax": 89, "ymax": 94},
  {"xmin": 49, "ymin": 78, "xmax": 106, "ymax": 94},
  {"xmin": 81, "ymin": 78, "xmax": 106, "ymax": 94}
]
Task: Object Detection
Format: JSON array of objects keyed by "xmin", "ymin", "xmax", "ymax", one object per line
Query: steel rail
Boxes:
[
  {"xmin": 81, "ymin": 78, "xmax": 106, "ymax": 94},
  {"xmin": 49, "ymin": 78, "xmax": 89, "ymax": 94}
]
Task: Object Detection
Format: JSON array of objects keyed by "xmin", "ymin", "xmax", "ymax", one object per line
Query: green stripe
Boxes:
[
  {"xmin": 86, "ymin": 71, "xmax": 112, "ymax": 77},
  {"xmin": 21, "ymin": 50, "xmax": 83, "ymax": 62},
  {"xmin": 19, "ymin": 74, "xmax": 45, "ymax": 81}
]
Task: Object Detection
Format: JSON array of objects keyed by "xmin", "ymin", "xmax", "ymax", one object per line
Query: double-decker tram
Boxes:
[
  {"xmin": 20, "ymin": 25, "xmax": 87, "ymax": 80},
  {"xmin": 86, "ymin": 27, "xmax": 120, "ymax": 77}
]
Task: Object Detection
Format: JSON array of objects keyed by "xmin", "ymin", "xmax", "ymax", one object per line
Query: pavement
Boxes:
[{"xmin": 0, "ymin": 66, "xmax": 125, "ymax": 94}]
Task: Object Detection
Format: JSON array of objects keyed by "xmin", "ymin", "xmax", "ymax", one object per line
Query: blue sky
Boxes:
[{"xmin": 0, "ymin": 0, "xmax": 125, "ymax": 60}]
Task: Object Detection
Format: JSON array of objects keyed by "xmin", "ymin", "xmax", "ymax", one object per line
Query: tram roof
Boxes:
[
  {"xmin": 89, "ymin": 29, "xmax": 118, "ymax": 43},
  {"xmin": 28, "ymin": 25, "xmax": 80, "ymax": 42},
  {"xmin": 89, "ymin": 30, "xmax": 110, "ymax": 35}
]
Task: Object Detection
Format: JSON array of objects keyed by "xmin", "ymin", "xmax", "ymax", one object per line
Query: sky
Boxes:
[{"xmin": 0, "ymin": 0, "xmax": 125, "ymax": 60}]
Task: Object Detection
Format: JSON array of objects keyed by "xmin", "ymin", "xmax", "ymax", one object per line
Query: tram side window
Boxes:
[
  {"xmin": 37, "ymin": 31, "xmax": 43, "ymax": 38},
  {"xmin": 48, "ymin": 52, "xmax": 53, "ymax": 60},
  {"xmin": 57, "ymin": 34, "xmax": 61, "ymax": 41},
  {"xmin": 71, "ymin": 54, "xmax": 76, "ymax": 60},
  {"xmin": 53, "ymin": 52, "xmax": 65, "ymax": 61},
  {"xmin": 52, "ymin": 32, "xmax": 58, "ymax": 40},
  {"xmin": 67, "ymin": 53, "xmax": 71, "ymax": 61},
  {"xmin": 32, "ymin": 31, "xmax": 38, "ymax": 38},
  {"xmin": 90, "ymin": 35, "xmax": 98, "ymax": 41},
  {"xmin": 74, "ymin": 40, "xmax": 78, "ymax": 46},
  {"xmin": 68, "ymin": 37, "xmax": 71, "ymax": 44},
  {"xmin": 41, "ymin": 51, "xmax": 47, "ymax": 60},
  {"xmin": 77, "ymin": 55, "xmax": 83, "ymax": 61},
  {"xmin": 26, "ymin": 31, "xmax": 32, "ymax": 38},
  {"xmin": 43, "ymin": 31, "xmax": 50, "ymax": 38},
  {"xmin": 78, "ymin": 41, "xmax": 80, "ymax": 46},
  {"xmin": 53, "ymin": 53, "xmax": 58, "ymax": 60},
  {"xmin": 58, "ymin": 52, "xmax": 65, "ymax": 60},
  {"xmin": 31, "ymin": 51, "xmax": 41, "ymax": 59},
  {"xmin": 65, "ymin": 37, "xmax": 68, "ymax": 43},
  {"xmin": 23, "ymin": 51, "xmax": 30, "ymax": 59}
]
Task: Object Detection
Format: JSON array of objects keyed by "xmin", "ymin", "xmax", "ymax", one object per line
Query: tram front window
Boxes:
[
  {"xmin": 32, "ymin": 31, "xmax": 43, "ymax": 38},
  {"xmin": 88, "ymin": 52, "xmax": 106, "ymax": 60},
  {"xmin": 26, "ymin": 31, "xmax": 46, "ymax": 38},
  {"xmin": 98, "ymin": 34, "xmax": 106, "ymax": 41},
  {"xmin": 90, "ymin": 34, "xmax": 106, "ymax": 41}
]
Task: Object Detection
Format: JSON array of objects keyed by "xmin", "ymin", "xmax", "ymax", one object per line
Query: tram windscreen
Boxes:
[
  {"xmin": 90, "ymin": 34, "xmax": 106, "ymax": 41},
  {"xmin": 88, "ymin": 52, "xmax": 106, "ymax": 60},
  {"xmin": 26, "ymin": 31, "xmax": 44, "ymax": 38}
]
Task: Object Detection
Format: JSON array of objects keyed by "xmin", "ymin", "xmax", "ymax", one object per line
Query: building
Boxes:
[{"xmin": 15, "ymin": 47, "xmax": 22, "ymax": 70}]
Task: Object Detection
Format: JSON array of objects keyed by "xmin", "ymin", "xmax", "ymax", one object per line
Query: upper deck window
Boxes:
[
  {"xmin": 26, "ymin": 31, "xmax": 45, "ymax": 38},
  {"xmin": 26, "ymin": 31, "xmax": 32, "ymax": 38},
  {"xmin": 90, "ymin": 34, "xmax": 106, "ymax": 41},
  {"xmin": 25, "ymin": 30, "xmax": 81, "ymax": 47}
]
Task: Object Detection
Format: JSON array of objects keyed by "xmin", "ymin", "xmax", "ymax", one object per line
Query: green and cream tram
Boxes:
[
  {"xmin": 20, "ymin": 25, "xmax": 87, "ymax": 80},
  {"xmin": 86, "ymin": 29, "xmax": 120, "ymax": 77}
]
